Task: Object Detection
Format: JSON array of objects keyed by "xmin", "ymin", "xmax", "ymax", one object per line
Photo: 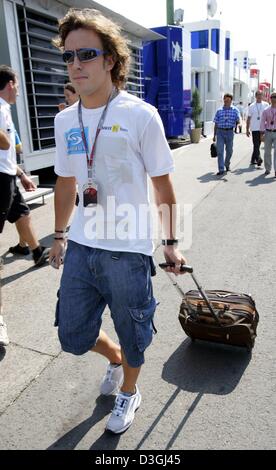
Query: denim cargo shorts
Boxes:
[{"xmin": 55, "ymin": 241, "xmax": 157, "ymax": 368}]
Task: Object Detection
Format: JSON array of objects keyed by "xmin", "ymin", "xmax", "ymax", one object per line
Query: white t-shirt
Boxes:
[
  {"xmin": 248, "ymin": 101, "xmax": 269, "ymax": 131},
  {"xmin": 0, "ymin": 97, "xmax": 16, "ymax": 175},
  {"xmin": 54, "ymin": 91, "xmax": 174, "ymax": 256}
]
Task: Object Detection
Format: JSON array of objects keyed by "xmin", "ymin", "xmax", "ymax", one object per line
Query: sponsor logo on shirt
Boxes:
[
  {"xmin": 102, "ymin": 125, "xmax": 128, "ymax": 133},
  {"xmin": 65, "ymin": 127, "xmax": 89, "ymax": 155}
]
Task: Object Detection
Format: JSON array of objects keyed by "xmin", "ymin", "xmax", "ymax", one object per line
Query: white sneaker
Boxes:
[
  {"xmin": 0, "ymin": 316, "xmax": 9, "ymax": 347},
  {"xmin": 100, "ymin": 363, "xmax": 124, "ymax": 396},
  {"xmin": 105, "ymin": 386, "xmax": 141, "ymax": 434}
]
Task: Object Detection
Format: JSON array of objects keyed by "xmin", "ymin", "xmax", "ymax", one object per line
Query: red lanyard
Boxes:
[{"xmin": 78, "ymin": 87, "xmax": 118, "ymax": 179}]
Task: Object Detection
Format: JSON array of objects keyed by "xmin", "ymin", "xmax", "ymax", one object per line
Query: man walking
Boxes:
[
  {"xmin": 246, "ymin": 91, "xmax": 269, "ymax": 166},
  {"xmin": 235, "ymin": 102, "xmax": 244, "ymax": 133},
  {"xmin": 49, "ymin": 8, "xmax": 187, "ymax": 434},
  {"xmin": 260, "ymin": 92, "xmax": 276, "ymax": 177},
  {"xmin": 0, "ymin": 65, "xmax": 50, "ymax": 346},
  {"xmin": 213, "ymin": 94, "xmax": 240, "ymax": 176}
]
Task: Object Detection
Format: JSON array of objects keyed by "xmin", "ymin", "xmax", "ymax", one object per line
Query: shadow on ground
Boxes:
[
  {"xmin": 1, "ymin": 234, "xmax": 54, "ymax": 286},
  {"xmin": 232, "ymin": 166, "xmax": 261, "ymax": 176},
  {"xmin": 0, "ymin": 346, "xmax": 6, "ymax": 362},
  {"xmin": 197, "ymin": 172, "xmax": 228, "ymax": 183},
  {"xmin": 47, "ymin": 395, "xmax": 121, "ymax": 451},
  {"xmin": 162, "ymin": 339, "xmax": 251, "ymax": 394},
  {"xmin": 244, "ymin": 174, "xmax": 276, "ymax": 186},
  {"xmin": 136, "ymin": 338, "xmax": 251, "ymax": 450}
]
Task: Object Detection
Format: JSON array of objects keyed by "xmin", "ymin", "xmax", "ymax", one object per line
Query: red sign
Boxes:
[{"xmin": 250, "ymin": 68, "xmax": 259, "ymax": 78}]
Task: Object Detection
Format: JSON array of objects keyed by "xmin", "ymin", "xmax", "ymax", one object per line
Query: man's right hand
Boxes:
[
  {"xmin": 246, "ymin": 130, "xmax": 251, "ymax": 137},
  {"xmin": 49, "ymin": 239, "xmax": 67, "ymax": 269}
]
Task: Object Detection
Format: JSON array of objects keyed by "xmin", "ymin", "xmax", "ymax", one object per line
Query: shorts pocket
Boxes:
[
  {"xmin": 54, "ymin": 289, "xmax": 60, "ymax": 327},
  {"xmin": 128, "ymin": 297, "xmax": 156, "ymax": 352}
]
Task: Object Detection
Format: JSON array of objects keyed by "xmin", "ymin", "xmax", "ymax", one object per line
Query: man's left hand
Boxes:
[
  {"xmin": 20, "ymin": 174, "xmax": 36, "ymax": 191},
  {"xmin": 163, "ymin": 245, "xmax": 188, "ymax": 276}
]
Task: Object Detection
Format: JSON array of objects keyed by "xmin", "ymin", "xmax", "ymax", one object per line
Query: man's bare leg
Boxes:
[
  {"xmin": 91, "ymin": 329, "xmax": 122, "ymax": 365},
  {"xmin": 15, "ymin": 215, "xmax": 39, "ymax": 250},
  {"xmin": 17, "ymin": 231, "xmax": 28, "ymax": 248},
  {"xmin": 121, "ymin": 350, "xmax": 141, "ymax": 394},
  {"xmin": 91, "ymin": 330, "xmax": 140, "ymax": 394}
]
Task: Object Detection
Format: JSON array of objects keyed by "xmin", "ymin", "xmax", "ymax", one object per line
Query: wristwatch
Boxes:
[
  {"xmin": 162, "ymin": 239, "xmax": 178, "ymax": 246},
  {"xmin": 18, "ymin": 171, "xmax": 24, "ymax": 178}
]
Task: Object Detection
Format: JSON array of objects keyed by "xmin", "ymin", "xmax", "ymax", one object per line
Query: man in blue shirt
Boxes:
[{"xmin": 213, "ymin": 94, "xmax": 240, "ymax": 175}]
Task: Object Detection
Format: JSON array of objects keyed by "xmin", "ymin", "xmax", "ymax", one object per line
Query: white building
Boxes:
[
  {"xmin": 0, "ymin": 0, "xmax": 162, "ymax": 171},
  {"xmin": 233, "ymin": 51, "xmax": 258, "ymax": 107},
  {"xmin": 184, "ymin": 19, "xmax": 234, "ymax": 135}
]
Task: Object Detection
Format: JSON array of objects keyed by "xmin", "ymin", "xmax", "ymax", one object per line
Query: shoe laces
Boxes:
[{"xmin": 112, "ymin": 395, "xmax": 130, "ymax": 417}]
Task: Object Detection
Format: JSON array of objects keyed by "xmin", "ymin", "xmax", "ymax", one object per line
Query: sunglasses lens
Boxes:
[
  {"xmin": 78, "ymin": 49, "xmax": 97, "ymax": 62},
  {"xmin": 62, "ymin": 51, "xmax": 74, "ymax": 63},
  {"xmin": 62, "ymin": 49, "xmax": 103, "ymax": 64}
]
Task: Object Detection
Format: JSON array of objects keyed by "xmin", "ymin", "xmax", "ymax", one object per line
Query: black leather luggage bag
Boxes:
[{"xmin": 160, "ymin": 264, "xmax": 259, "ymax": 351}]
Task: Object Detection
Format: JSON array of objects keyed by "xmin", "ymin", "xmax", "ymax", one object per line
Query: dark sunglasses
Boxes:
[{"xmin": 62, "ymin": 48, "xmax": 106, "ymax": 64}]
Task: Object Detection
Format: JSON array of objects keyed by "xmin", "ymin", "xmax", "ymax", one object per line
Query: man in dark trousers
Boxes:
[
  {"xmin": 246, "ymin": 91, "xmax": 269, "ymax": 166},
  {"xmin": 0, "ymin": 65, "xmax": 50, "ymax": 346}
]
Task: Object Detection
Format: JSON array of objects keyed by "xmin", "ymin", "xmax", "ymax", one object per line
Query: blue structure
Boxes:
[{"xmin": 143, "ymin": 26, "xmax": 191, "ymax": 138}]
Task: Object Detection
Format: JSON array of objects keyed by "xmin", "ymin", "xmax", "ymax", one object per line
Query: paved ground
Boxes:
[{"xmin": 0, "ymin": 134, "xmax": 275, "ymax": 450}]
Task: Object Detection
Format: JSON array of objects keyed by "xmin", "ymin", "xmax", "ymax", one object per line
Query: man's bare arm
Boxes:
[
  {"xmin": 151, "ymin": 174, "xmax": 177, "ymax": 239},
  {"xmin": 151, "ymin": 174, "xmax": 187, "ymax": 274},
  {"xmin": 0, "ymin": 129, "xmax": 10, "ymax": 150},
  {"xmin": 54, "ymin": 176, "xmax": 77, "ymax": 231},
  {"xmin": 49, "ymin": 176, "xmax": 76, "ymax": 269}
]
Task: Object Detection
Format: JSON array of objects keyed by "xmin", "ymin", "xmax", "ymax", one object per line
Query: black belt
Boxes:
[
  {"xmin": 217, "ymin": 128, "xmax": 234, "ymax": 131},
  {"xmin": 266, "ymin": 129, "xmax": 276, "ymax": 132}
]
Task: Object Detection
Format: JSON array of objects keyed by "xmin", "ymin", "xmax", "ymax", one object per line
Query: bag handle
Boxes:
[{"xmin": 159, "ymin": 263, "xmax": 221, "ymax": 325}]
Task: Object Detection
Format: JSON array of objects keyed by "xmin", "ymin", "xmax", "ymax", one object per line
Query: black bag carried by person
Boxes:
[
  {"xmin": 159, "ymin": 263, "xmax": 259, "ymax": 351},
  {"xmin": 210, "ymin": 143, "xmax": 217, "ymax": 158}
]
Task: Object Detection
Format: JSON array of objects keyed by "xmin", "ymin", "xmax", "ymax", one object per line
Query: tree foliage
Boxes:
[{"xmin": 191, "ymin": 88, "xmax": 203, "ymax": 128}]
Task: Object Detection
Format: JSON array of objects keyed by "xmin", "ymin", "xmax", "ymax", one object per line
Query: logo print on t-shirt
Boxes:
[{"xmin": 65, "ymin": 127, "xmax": 89, "ymax": 155}]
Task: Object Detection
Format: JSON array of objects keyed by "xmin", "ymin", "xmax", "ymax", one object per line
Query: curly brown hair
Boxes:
[
  {"xmin": 0, "ymin": 65, "xmax": 17, "ymax": 91},
  {"xmin": 53, "ymin": 8, "xmax": 130, "ymax": 89}
]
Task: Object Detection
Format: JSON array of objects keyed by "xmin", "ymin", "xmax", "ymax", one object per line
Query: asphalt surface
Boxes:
[{"xmin": 0, "ymin": 134, "xmax": 275, "ymax": 450}]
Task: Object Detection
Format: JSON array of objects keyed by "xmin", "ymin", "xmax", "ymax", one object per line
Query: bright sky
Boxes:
[{"xmin": 97, "ymin": 0, "xmax": 276, "ymax": 85}]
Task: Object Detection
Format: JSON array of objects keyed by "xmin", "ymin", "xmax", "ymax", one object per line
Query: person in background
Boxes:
[
  {"xmin": 213, "ymin": 94, "xmax": 240, "ymax": 176},
  {"xmin": 235, "ymin": 102, "xmax": 244, "ymax": 133},
  {"xmin": 246, "ymin": 91, "xmax": 269, "ymax": 166},
  {"xmin": 8, "ymin": 129, "xmax": 29, "ymax": 256},
  {"xmin": 0, "ymin": 65, "xmax": 50, "ymax": 265},
  {"xmin": 0, "ymin": 65, "xmax": 50, "ymax": 346},
  {"xmin": 260, "ymin": 91, "xmax": 276, "ymax": 178},
  {"xmin": 58, "ymin": 82, "xmax": 79, "ymax": 111},
  {"xmin": 58, "ymin": 83, "xmax": 80, "ymax": 206}
]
